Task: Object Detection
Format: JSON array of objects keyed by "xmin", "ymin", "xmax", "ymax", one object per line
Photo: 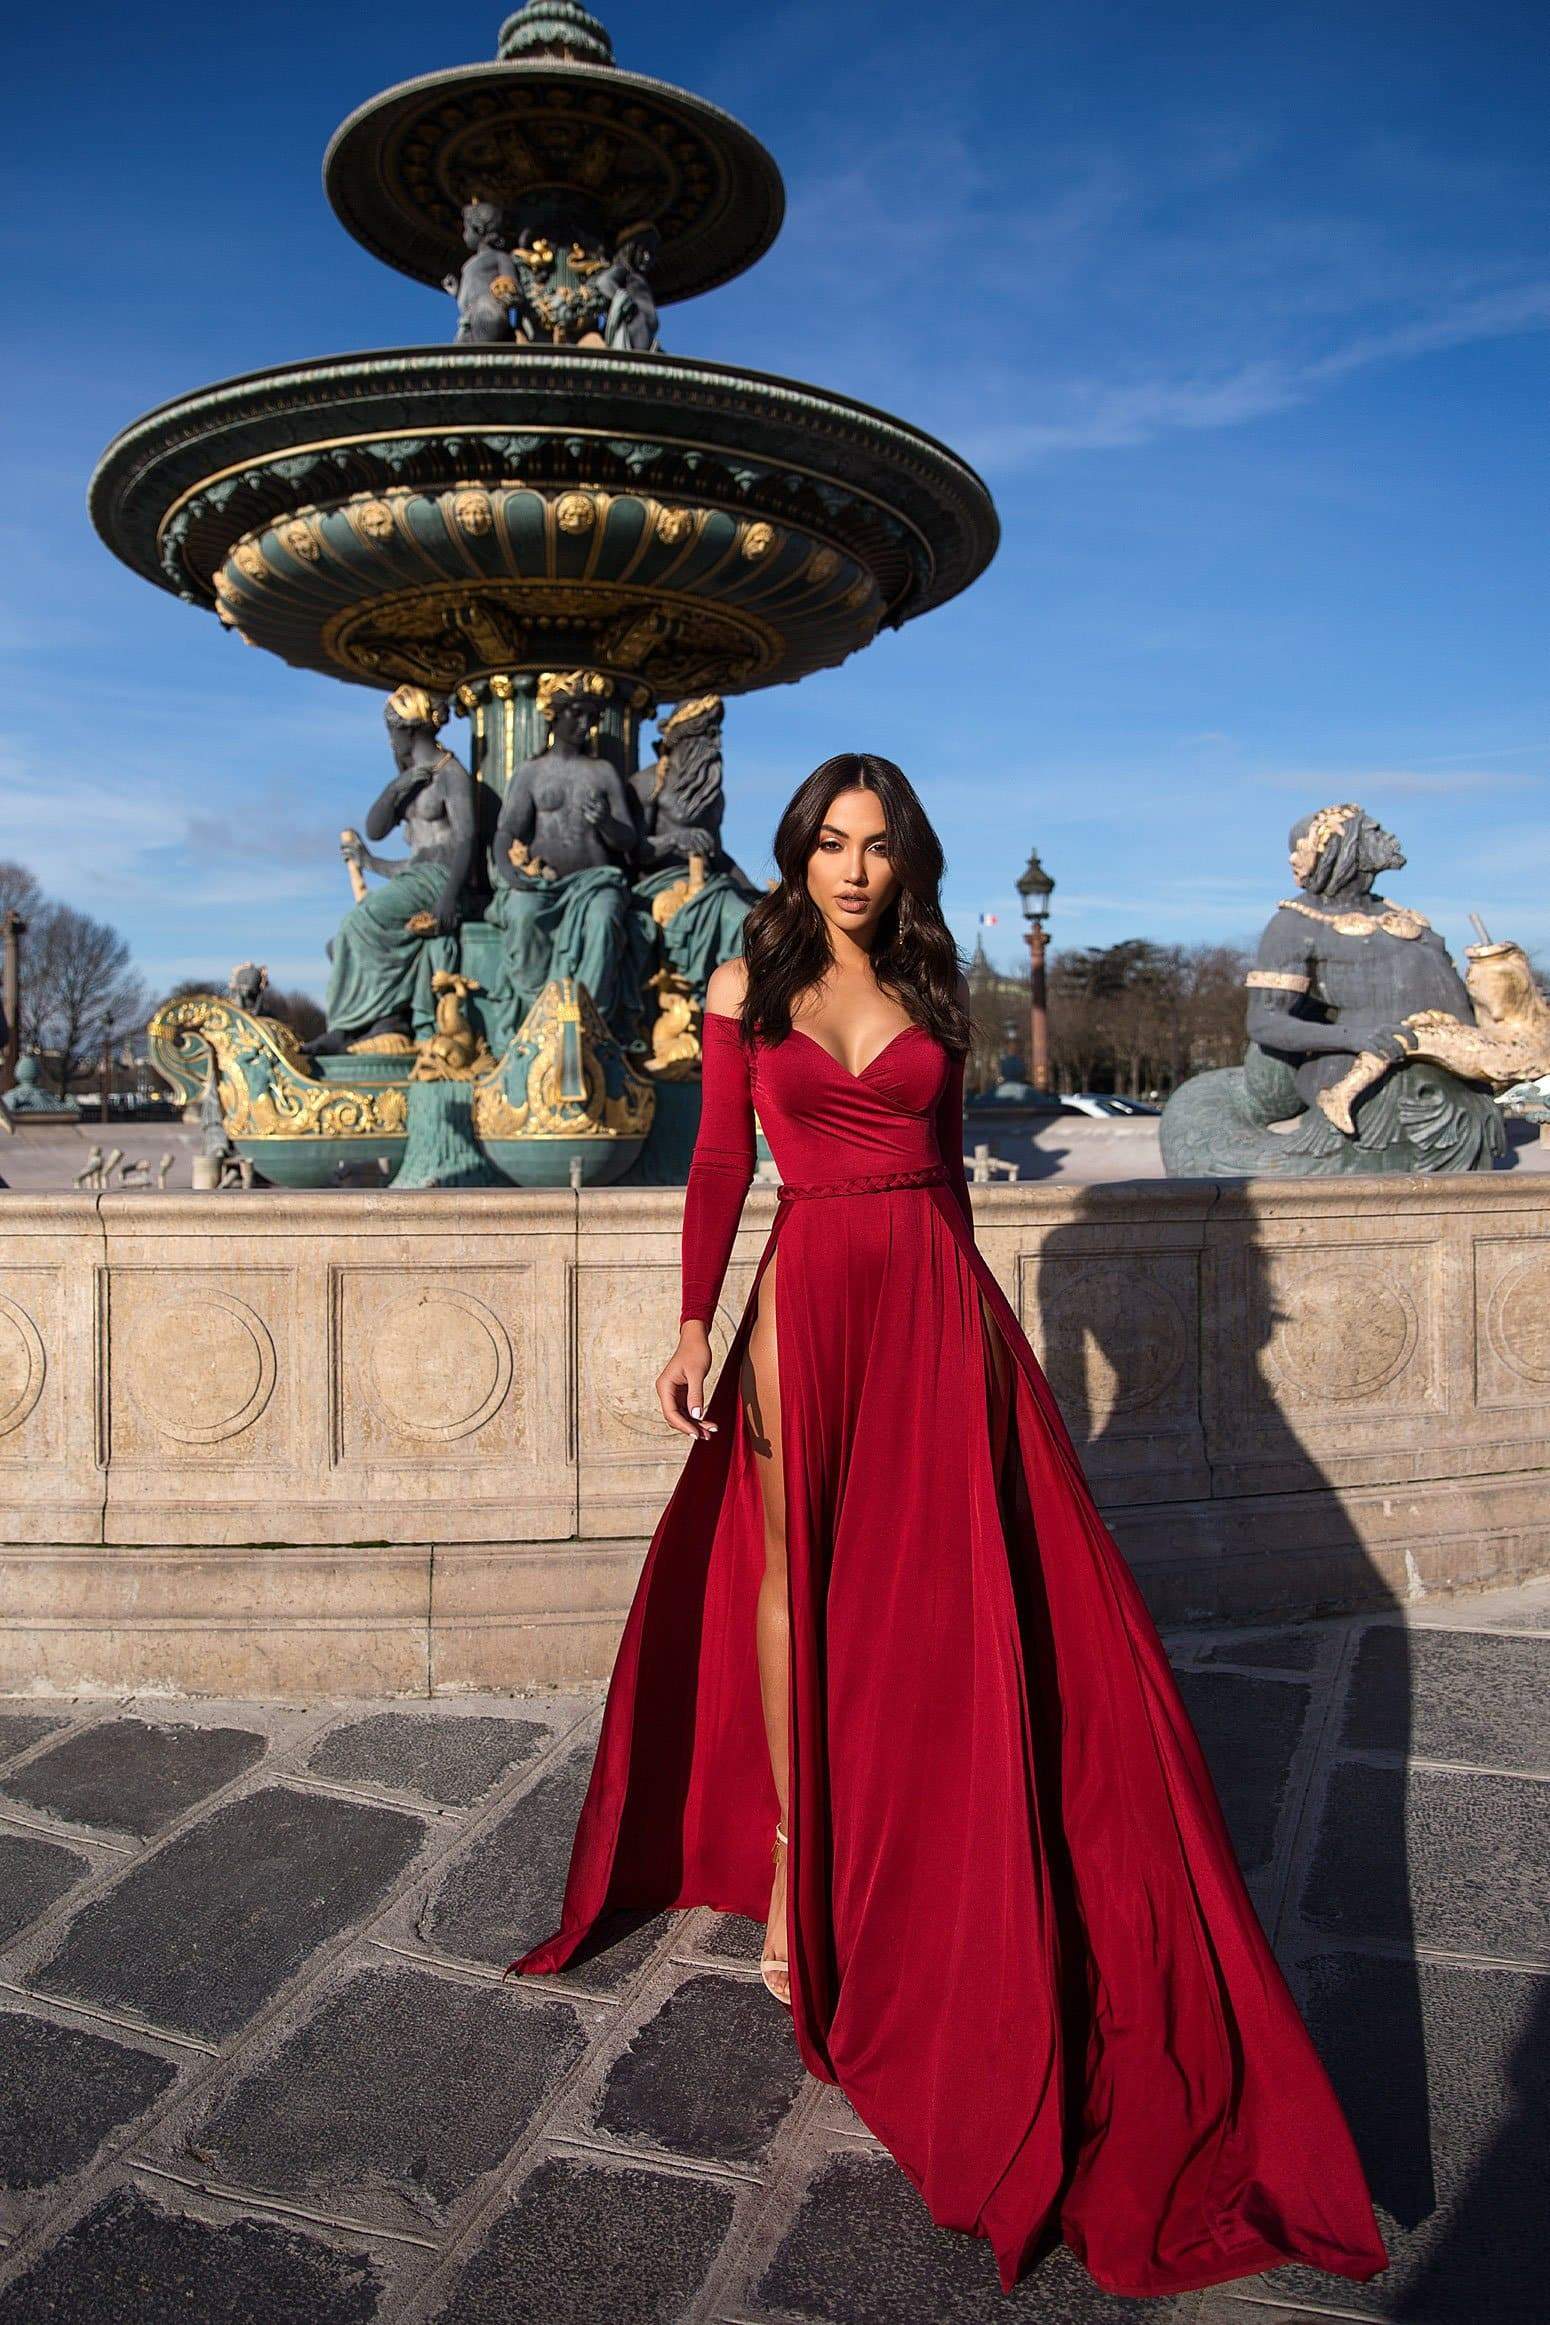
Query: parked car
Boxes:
[{"xmin": 1061, "ymin": 1093, "xmax": 1162, "ymax": 1119}]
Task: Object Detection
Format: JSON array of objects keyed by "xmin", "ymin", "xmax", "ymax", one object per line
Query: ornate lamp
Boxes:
[{"xmin": 1016, "ymin": 848, "xmax": 1055, "ymax": 1093}]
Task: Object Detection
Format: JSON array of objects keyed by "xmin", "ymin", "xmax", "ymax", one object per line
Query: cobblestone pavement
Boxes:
[{"xmin": 0, "ymin": 1574, "xmax": 1544, "ymax": 2322}]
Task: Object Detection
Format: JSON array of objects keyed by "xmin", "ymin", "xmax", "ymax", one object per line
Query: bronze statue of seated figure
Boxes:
[{"xmin": 1160, "ymin": 803, "xmax": 1544, "ymax": 1176}]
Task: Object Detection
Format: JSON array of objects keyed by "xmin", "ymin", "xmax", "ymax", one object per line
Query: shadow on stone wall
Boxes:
[{"xmin": 1032, "ymin": 1187, "xmax": 1432, "ymax": 2261}]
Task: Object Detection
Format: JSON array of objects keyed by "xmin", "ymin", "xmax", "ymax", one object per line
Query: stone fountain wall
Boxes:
[{"xmin": 1, "ymin": 1176, "xmax": 1547, "ymax": 1697}]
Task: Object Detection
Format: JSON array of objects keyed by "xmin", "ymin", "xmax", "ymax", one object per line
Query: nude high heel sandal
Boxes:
[{"xmin": 761, "ymin": 1822, "xmax": 790, "ymax": 2007}]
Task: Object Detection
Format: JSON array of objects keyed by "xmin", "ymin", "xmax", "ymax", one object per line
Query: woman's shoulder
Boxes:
[{"xmin": 704, "ymin": 957, "xmax": 750, "ymax": 1020}]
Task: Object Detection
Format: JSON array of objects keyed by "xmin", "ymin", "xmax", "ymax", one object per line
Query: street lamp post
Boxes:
[
  {"xmin": 1016, "ymin": 848, "xmax": 1055, "ymax": 1094},
  {"xmin": 1, "ymin": 911, "xmax": 25, "ymax": 1096}
]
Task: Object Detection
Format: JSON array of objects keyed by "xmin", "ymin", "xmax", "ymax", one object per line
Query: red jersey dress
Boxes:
[{"xmin": 507, "ymin": 1009, "xmax": 1390, "ymax": 2300}]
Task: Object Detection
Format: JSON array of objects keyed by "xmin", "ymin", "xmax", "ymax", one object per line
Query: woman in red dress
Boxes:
[{"xmin": 507, "ymin": 753, "xmax": 1389, "ymax": 2300}]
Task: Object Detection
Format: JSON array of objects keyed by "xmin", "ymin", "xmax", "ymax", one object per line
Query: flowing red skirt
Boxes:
[{"xmin": 506, "ymin": 1177, "xmax": 1389, "ymax": 2298}]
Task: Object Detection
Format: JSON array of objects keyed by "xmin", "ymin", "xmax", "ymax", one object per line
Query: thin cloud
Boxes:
[
  {"xmin": 956, "ymin": 280, "xmax": 1550, "ymax": 469},
  {"xmin": 1251, "ymin": 766, "xmax": 1543, "ymax": 796}
]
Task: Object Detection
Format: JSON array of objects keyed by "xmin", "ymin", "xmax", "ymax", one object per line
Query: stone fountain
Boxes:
[{"xmin": 91, "ymin": 0, "xmax": 999, "ymax": 1187}]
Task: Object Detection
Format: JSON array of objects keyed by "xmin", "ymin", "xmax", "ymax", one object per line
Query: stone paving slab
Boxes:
[
  {"xmin": 1224, "ymin": 1950, "xmax": 1548, "ymax": 2322},
  {"xmin": 1337, "ymin": 1624, "xmax": 1550, "ymax": 1768},
  {"xmin": 420, "ymin": 1742, "xmax": 671, "ymax": 1991},
  {"xmin": 0, "ymin": 1709, "xmax": 70, "ymax": 1765},
  {"xmin": 0, "ymin": 1577, "xmax": 1543, "ymax": 2322},
  {"xmin": 0, "ymin": 2011, "xmax": 177, "ymax": 2194},
  {"xmin": 0, "ymin": 1830, "xmax": 92, "ymax": 1948},
  {"xmin": 186, "ymin": 1961, "xmax": 587, "ymax": 2219},
  {"xmin": 704, "ymin": 1910, "xmax": 766, "ymax": 1964},
  {"xmin": 0, "ymin": 2185, "xmax": 384, "ymax": 2324},
  {"xmin": 431, "ymin": 2154, "xmax": 737, "ymax": 2324},
  {"xmin": 1192, "ymin": 1624, "xmax": 1330, "ymax": 1672},
  {"xmin": 0, "ymin": 1716, "xmax": 267, "ymax": 1839},
  {"xmin": 593, "ymin": 1969, "xmax": 806, "ymax": 2166},
  {"xmin": 32, "ymin": 1784, "xmax": 429, "ymax": 2040},
  {"xmin": 1172, "ymin": 1669, "xmax": 1312, "ymax": 1874},
  {"xmin": 305, "ymin": 1712, "xmax": 549, "ymax": 1807},
  {"xmin": 1300, "ymin": 1760, "xmax": 1550, "ymax": 1960},
  {"xmin": 750, "ymin": 2147, "xmax": 1188, "ymax": 2321}
]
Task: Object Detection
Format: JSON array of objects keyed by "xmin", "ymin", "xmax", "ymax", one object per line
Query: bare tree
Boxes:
[
  {"xmin": 264, "ymin": 986, "xmax": 326, "ymax": 1042},
  {"xmin": 0, "ymin": 861, "xmax": 44, "ymax": 921},
  {"xmin": 152, "ymin": 975, "xmax": 326, "ymax": 1046},
  {"xmin": 28, "ymin": 905, "xmax": 153, "ymax": 1099},
  {"xmin": 1046, "ymin": 940, "xmax": 1250, "ymax": 1096}
]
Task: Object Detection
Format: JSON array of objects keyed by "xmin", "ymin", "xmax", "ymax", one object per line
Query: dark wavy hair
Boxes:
[{"xmin": 733, "ymin": 752, "xmax": 972, "ymax": 1057}]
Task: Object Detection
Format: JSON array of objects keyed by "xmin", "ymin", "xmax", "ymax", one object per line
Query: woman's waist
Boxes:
[{"xmin": 775, "ymin": 1160, "xmax": 949, "ymax": 1201}]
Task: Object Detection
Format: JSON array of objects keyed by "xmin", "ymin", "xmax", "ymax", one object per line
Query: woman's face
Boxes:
[{"xmin": 806, "ymin": 786, "xmax": 899, "ymax": 938}]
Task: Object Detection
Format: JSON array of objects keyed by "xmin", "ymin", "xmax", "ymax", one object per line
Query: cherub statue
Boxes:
[
  {"xmin": 443, "ymin": 200, "xmax": 529, "ymax": 344},
  {"xmin": 305, "ymin": 688, "xmax": 486, "ymax": 1055},
  {"xmin": 411, "ymin": 969, "xmax": 497, "ymax": 1082},
  {"xmin": 1160, "ymin": 803, "xmax": 1508, "ymax": 1175}
]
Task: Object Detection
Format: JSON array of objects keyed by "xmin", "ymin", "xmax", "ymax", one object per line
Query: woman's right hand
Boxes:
[{"xmin": 657, "ymin": 1323, "xmax": 719, "ymax": 1441}]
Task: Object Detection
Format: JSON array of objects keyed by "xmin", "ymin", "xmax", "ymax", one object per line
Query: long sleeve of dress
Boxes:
[
  {"xmin": 678, "ymin": 1010, "xmax": 756, "ymax": 1327},
  {"xmin": 934, "ymin": 1045, "xmax": 975, "ymax": 1232}
]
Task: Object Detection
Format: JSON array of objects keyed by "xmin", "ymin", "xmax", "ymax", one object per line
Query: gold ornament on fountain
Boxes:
[
  {"xmin": 1289, "ymin": 802, "xmax": 1361, "ymax": 887},
  {"xmin": 555, "ymin": 490, "xmax": 598, "ymax": 534},
  {"xmin": 658, "ymin": 693, "xmax": 721, "ymax": 737},
  {"xmin": 642, "ymin": 970, "xmax": 703, "ymax": 1078},
  {"xmin": 535, "ymin": 669, "xmax": 613, "ymax": 723},
  {"xmin": 385, "ymin": 683, "xmax": 438, "ymax": 725},
  {"xmin": 1317, "ymin": 921, "xmax": 1550, "ymax": 1135},
  {"xmin": 412, "ymin": 971, "xmax": 498, "ymax": 1081},
  {"xmin": 507, "ymin": 837, "xmax": 559, "ymax": 883}
]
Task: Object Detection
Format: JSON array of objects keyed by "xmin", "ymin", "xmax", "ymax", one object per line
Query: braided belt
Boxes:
[{"xmin": 776, "ymin": 1162, "xmax": 948, "ymax": 1202}]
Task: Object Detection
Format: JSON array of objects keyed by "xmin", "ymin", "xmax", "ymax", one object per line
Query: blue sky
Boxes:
[{"xmin": 4, "ymin": 0, "xmax": 1547, "ymax": 997}]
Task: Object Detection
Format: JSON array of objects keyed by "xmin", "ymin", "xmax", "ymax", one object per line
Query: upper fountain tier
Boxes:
[
  {"xmin": 324, "ymin": 0, "xmax": 785, "ymax": 306},
  {"xmin": 88, "ymin": 3, "xmax": 998, "ymax": 716}
]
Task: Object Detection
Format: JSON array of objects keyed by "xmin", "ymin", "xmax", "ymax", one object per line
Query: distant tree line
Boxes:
[
  {"xmin": 0, "ymin": 860, "xmax": 153, "ymax": 1099},
  {"xmin": 0, "ymin": 858, "xmax": 321, "ymax": 1099},
  {"xmin": 969, "ymin": 939, "xmax": 1251, "ymax": 1099},
  {"xmin": 1047, "ymin": 941, "xmax": 1251, "ymax": 1097},
  {"xmin": 160, "ymin": 979, "xmax": 326, "ymax": 1045}
]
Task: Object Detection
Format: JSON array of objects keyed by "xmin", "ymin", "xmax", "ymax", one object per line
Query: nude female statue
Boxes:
[
  {"xmin": 306, "ymin": 689, "xmax": 484, "ymax": 1055},
  {"xmin": 484, "ymin": 673, "xmax": 656, "ymax": 1046}
]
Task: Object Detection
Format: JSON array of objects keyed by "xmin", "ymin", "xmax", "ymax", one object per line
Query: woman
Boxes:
[{"xmin": 507, "ymin": 754, "xmax": 1389, "ymax": 2300}]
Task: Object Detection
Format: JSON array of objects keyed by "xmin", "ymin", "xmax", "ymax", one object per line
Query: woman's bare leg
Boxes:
[{"xmin": 740, "ymin": 1246, "xmax": 790, "ymax": 2001}]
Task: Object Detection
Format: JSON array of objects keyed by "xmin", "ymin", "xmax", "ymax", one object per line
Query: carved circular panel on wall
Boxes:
[
  {"xmin": 1035, "ymin": 1268, "xmax": 1187, "ymax": 1428},
  {"xmin": 366, "ymin": 1288, "xmax": 514, "ymax": 1440},
  {"xmin": 0, "ymin": 1295, "xmax": 46, "ymax": 1437},
  {"xmin": 1484, "ymin": 1253, "xmax": 1550, "ymax": 1386},
  {"xmin": 124, "ymin": 1290, "xmax": 277, "ymax": 1445},
  {"xmin": 1262, "ymin": 1267, "xmax": 1418, "ymax": 1402}
]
